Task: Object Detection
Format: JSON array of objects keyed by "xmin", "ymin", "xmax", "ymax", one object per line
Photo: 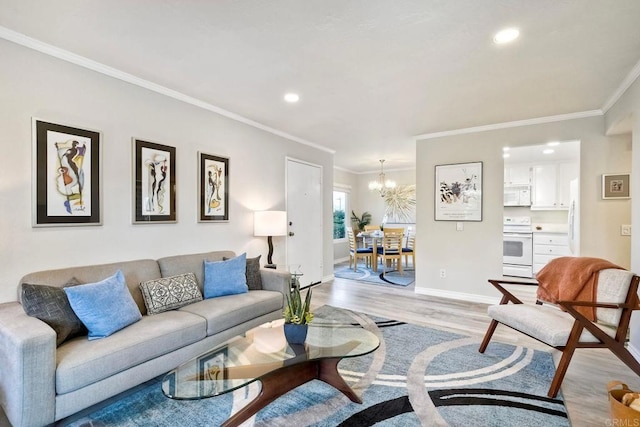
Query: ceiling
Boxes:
[{"xmin": 1, "ymin": 1, "xmax": 640, "ymax": 173}]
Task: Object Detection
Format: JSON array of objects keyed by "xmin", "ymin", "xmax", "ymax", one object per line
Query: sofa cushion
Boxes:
[
  {"xmin": 55, "ymin": 310, "xmax": 206, "ymax": 394},
  {"xmin": 140, "ymin": 272, "xmax": 203, "ymax": 315},
  {"xmin": 179, "ymin": 290, "xmax": 283, "ymax": 336},
  {"xmin": 64, "ymin": 270, "xmax": 142, "ymax": 340},
  {"xmin": 21, "ymin": 279, "xmax": 88, "ymax": 346},
  {"xmin": 204, "ymin": 253, "xmax": 248, "ymax": 298},
  {"xmin": 157, "ymin": 250, "xmax": 236, "ymax": 293},
  {"xmin": 225, "ymin": 255, "xmax": 262, "ymax": 290}
]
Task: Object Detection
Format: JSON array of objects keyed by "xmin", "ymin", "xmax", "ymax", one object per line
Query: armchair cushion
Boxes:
[{"xmin": 487, "ymin": 303, "xmax": 616, "ymax": 347}]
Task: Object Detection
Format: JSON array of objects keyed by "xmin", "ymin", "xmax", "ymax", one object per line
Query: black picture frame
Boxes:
[
  {"xmin": 435, "ymin": 161, "xmax": 483, "ymax": 221},
  {"xmin": 198, "ymin": 152, "xmax": 229, "ymax": 222},
  {"xmin": 32, "ymin": 118, "xmax": 101, "ymax": 227},
  {"xmin": 133, "ymin": 138, "xmax": 177, "ymax": 223}
]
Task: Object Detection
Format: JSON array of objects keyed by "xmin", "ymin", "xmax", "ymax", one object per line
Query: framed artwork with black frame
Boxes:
[
  {"xmin": 32, "ymin": 118, "xmax": 101, "ymax": 227},
  {"xmin": 197, "ymin": 347, "xmax": 227, "ymax": 397},
  {"xmin": 602, "ymin": 173, "xmax": 630, "ymax": 199},
  {"xmin": 133, "ymin": 138, "xmax": 176, "ymax": 223},
  {"xmin": 435, "ymin": 161, "xmax": 483, "ymax": 221},
  {"xmin": 198, "ymin": 152, "xmax": 229, "ymax": 222}
]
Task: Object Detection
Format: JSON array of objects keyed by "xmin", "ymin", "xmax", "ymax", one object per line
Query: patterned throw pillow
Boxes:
[
  {"xmin": 21, "ymin": 278, "xmax": 88, "ymax": 347},
  {"xmin": 140, "ymin": 272, "xmax": 203, "ymax": 315}
]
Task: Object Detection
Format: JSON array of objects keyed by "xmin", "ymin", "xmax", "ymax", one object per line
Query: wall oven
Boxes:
[{"xmin": 503, "ymin": 217, "xmax": 533, "ymax": 278}]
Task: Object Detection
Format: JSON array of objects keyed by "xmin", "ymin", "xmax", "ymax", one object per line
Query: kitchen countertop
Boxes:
[{"xmin": 531, "ymin": 223, "xmax": 568, "ymax": 233}]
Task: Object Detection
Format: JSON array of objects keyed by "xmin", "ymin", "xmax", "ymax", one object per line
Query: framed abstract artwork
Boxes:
[
  {"xmin": 133, "ymin": 139, "xmax": 176, "ymax": 223},
  {"xmin": 32, "ymin": 118, "xmax": 101, "ymax": 227},
  {"xmin": 435, "ymin": 161, "xmax": 483, "ymax": 221},
  {"xmin": 602, "ymin": 173, "xmax": 630, "ymax": 200},
  {"xmin": 198, "ymin": 152, "xmax": 229, "ymax": 222}
]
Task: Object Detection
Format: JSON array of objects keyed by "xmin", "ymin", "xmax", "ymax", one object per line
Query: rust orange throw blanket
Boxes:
[{"xmin": 536, "ymin": 257, "xmax": 623, "ymax": 321}]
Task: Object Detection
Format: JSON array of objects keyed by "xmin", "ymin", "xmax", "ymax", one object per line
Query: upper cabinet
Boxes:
[
  {"xmin": 531, "ymin": 161, "xmax": 578, "ymax": 210},
  {"xmin": 504, "ymin": 164, "xmax": 531, "ymax": 186}
]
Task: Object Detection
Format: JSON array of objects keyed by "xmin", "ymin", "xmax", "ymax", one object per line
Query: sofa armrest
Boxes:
[
  {"xmin": 260, "ymin": 269, "xmax": 291, "ymax": 296},
  {"xmin": 0, "ymin": 302, "xmax": 57, "ymax": 427}
]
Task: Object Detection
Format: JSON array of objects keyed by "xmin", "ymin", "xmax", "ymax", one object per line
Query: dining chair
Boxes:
[
  {"xmin": 346, "ymin": 227, "xmax": 373, "ymax": 271},
  {"xmin": 402, "ymin": 233, "xmax": 415, "ymax": 269},
  {"xmin": 362, "ymin": 225, "xmax": 381, "ymax": 249},
  {"xmin": 479, "ymin": 260, "xmax": 640, "ymax": 398},
  {"xmin": 376, "ymin": 228, "xmax": 404, "ymax": 275}
]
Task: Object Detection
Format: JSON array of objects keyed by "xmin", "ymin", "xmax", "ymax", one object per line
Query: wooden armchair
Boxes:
[{"xmin": 479, "ymin": 270, "xmax": 640, "ymax": 398}]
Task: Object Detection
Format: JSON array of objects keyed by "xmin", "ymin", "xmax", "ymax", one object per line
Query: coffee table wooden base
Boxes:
[{"xmin": 222, "ymin": 357, "xmax": 360, "ymax": 427}]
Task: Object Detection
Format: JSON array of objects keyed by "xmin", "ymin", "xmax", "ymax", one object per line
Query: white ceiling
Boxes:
[{"xmin": 1, "ymin": 0, "xmax": 640, "ymax": 173}]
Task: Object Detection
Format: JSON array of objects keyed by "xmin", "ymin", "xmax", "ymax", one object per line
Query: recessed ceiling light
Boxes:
[
  {"xmin": 503, "ymin": 153, "xmax": 511, "ymax": 158},
  {"xmin": 284, "ymin": 93, "xmax": 300, "ymax": 103},
  {"xmin": 547, "ymin": 141, "xmax": 560, "ymax": 146},
  {"xmin": 503, "ymin": 147, "xmax": 510, "ymax": 152},
  {"xmin": 543, "ymin": 149, "xmax": 555, "ymax": 154},
  {"xmin": 493, "ymin": 28, "xmax": 520, "ymax": 44}
]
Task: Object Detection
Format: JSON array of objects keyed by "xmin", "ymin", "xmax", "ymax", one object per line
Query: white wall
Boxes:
[
  {"xmin": 605, "ymin": 74, "xmax": 640, "ymax": 355},
  {"xmin": 333, "ymin": 168, "xmax": 359, "ymax": 262},
  {"xmin": 416, "ymin": 115, "xmax": 632, "ymax": 301},
  {"xmin": 0, "ymin": 39, "xmax": 334, "ymax": 302}
]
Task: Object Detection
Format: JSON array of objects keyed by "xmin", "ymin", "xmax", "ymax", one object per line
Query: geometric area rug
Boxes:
[
  {"xmin": 65, "ymin": 305, "xmax": 568, "ymax": 427},
  {"xmin": 334, "ymin": 262, "xmax": 415, "ymax": 287}
]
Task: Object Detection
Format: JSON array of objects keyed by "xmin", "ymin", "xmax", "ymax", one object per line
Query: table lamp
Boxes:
[{"xmin": 254, "ymin": 210, "xmax": 287, "ymax": 269}]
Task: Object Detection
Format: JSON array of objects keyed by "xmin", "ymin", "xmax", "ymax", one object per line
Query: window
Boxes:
[{"xmin": 333, "ymin": 189, "xmax": 348, "ymax": 240}]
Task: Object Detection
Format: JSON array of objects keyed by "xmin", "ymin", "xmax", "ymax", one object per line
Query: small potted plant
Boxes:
[
  {"xmin": 283, "ymin": 285, "xmax": 314, "ymax": 344},
  {"xmin": 351, "ymin": 210, "xmax": 372, "ymax": 233}
]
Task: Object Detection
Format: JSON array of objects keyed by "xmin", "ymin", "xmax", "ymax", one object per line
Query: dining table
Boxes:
[{"xmin": 356, "ymin": 230, "xmax": 384, "ymax": 272}]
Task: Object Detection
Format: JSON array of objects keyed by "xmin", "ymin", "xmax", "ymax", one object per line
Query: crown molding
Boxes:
[
  {"xmin": 602, "ymin": 57, "xmax": 640, "ymax": 113},
  {"xmin": 0, "ymin": 26, "xmax": 335, "ymax": 155},
  {"xmin": 414, "ymin": 110, "xmax": 603, "ymax": 141}
]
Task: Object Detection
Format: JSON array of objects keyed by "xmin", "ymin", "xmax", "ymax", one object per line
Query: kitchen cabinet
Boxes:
[
  {"xmin": 531, "ymin": 161, "xmax": 578, "ymax": 210},
  {"xmin": 504, "ymin": 164, "xmax": 531, "ymax": 186},
  {"xmin": 533, "ymin": 232, "xmax": 571, "ymax": 274}
]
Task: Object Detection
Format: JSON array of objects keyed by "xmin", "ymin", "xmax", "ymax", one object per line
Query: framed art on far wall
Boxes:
[
  {"xmin": 435, "ymin": 161, "xmax": 483, "ymax": 221},
  {"xmin": 602, "ymin": 173, "xmax": 630, "ymax": 199},
  {"xmin": 198, "ymin": 152, "xmax": 229, "ymax": 222},
  {"xmin": 32, "ymin": 118, "xmax": 101, "ymax": 227},
  {"xmin": 133, "ymin": 139, "xmax": 176, "ymax": 223}
]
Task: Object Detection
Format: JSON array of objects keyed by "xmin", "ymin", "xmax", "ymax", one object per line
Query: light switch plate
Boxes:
[{"xmin": 456, "ymin": 222, "xmax": 464, "ymax": 231}]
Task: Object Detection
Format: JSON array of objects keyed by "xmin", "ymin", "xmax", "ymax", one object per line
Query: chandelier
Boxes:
[{"xmin": 368, "ymin": 159, "xmax": 396, "ymax": 197}]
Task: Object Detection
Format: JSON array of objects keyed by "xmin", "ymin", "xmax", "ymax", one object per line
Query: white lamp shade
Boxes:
[{"xmin": 254, "ymin": 211, "xmax": 287, "ymax": 236}]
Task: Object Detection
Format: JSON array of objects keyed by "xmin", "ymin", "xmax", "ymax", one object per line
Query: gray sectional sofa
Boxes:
[{"xmin": 0, "ymin": 250, "xmax": 291, "ymax": 427}]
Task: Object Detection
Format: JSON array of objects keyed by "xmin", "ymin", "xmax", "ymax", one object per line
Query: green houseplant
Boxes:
[
  {"xmin": 351, "ymin": 210, "xmax": 372, "ymax": 232},
  {"xmin": 283, "ymin": 286, "xmax": 313, "ymax": 344}
]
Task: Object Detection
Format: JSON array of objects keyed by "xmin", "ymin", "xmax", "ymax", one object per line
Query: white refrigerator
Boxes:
[{"xmin": 569, "ymin": 178, "xmax": 580, "ymax": 256}]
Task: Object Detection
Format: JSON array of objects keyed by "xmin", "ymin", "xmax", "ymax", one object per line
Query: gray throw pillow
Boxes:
[
  {"xmin": 140, "ymin": 272, "xmax": 203, "ymax": 315},
  {"xmin": 224, "ymin": 255, "xmax": 262, "ymax": 290},
  {"xmin": 21, "ymin": 279, "xmax": 88, "ymax": 347}
]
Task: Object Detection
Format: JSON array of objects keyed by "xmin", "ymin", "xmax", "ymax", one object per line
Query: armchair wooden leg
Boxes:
[
  {"xmin": 548, "ymin": 321, "xmax": 583, "ymax": 398},
  {"xmin": 479, "ymin": 319, "xmax": 499, "ymax": 353}
]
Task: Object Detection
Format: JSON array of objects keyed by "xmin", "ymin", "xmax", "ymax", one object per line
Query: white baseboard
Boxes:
[
  {"xmin": 414, "ymin": 286, "xmax": 500, "ymax": 305},
  {"xmin": 322, "ymin": 274, "xmax": 335, "ymax": 283},
  {"xmin": 334, "ymin": 257, "xmax": 349, "ymax": 264}
]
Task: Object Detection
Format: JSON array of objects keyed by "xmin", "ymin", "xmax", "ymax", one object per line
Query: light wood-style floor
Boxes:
[{"xmin": 311, "ymin": 273, "xmax": 640, "ymax": 426}]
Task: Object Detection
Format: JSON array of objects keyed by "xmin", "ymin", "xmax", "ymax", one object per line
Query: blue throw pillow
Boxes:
[
  {"xmin": 204, "ymin": 253, "xmax": 248, "ymax": 298},
  {"xmin": 64, "ymin": 270, "xmax": 142, "ymax": 340}
]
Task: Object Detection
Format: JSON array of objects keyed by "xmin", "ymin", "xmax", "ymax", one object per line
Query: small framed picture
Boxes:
[
  {"xmin": 133, "ymin": 139, "xmax": 176, "ymax": 223},
  {"xmin": 198, "ymin": 152, "xmax": 229, "ymax": 222},
  {"xmin": 602, "ymin": 173, "xmax": 630, "ymax": 199},
  {"xmin": 435, "ymin": 161, "xmax": 483, "ymax": 221},
  {"xmin": 197, "ymin": 348, "xmax": 227, "ymax": 397},
  {"xmin": 32, "ymin": 119, "xmax": 101, "ymax": 227}
]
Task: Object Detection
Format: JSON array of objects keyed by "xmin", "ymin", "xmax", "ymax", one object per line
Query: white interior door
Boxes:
[{"xmin": 286, "ymin": 158, "xmax": 323, "ymax": 287}]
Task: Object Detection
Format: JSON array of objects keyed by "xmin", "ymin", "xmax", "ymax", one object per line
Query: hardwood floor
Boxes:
[{"xmin": 312, "ymin": 275, "xmax": 640, "ymax": 426}]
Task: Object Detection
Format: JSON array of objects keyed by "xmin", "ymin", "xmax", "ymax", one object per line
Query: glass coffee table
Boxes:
[{"xmin": 162, "ymin": 317, "xmax": 380, "ymax": 427}]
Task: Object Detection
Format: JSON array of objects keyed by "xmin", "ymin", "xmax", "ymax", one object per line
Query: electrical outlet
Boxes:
[
  {"xmin": 456, "ymin": 222, "xmax": 464, "ymax": 231},
  {"xmin": 439, "ymin": 269, "xmax": 446, "ymax": 278},
  {"xmin": 621, "ymin": 225, "xmax": 632, "ymax": 236}
]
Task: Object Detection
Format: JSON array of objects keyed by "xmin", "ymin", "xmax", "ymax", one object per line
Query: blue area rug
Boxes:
[
  {"xmin": 333, "ymin": 262, "xmax": 415, "ymax": 287},
  {"xmin": 65, "ymin": 306, "xmax": 568, "ymax": 426}
]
